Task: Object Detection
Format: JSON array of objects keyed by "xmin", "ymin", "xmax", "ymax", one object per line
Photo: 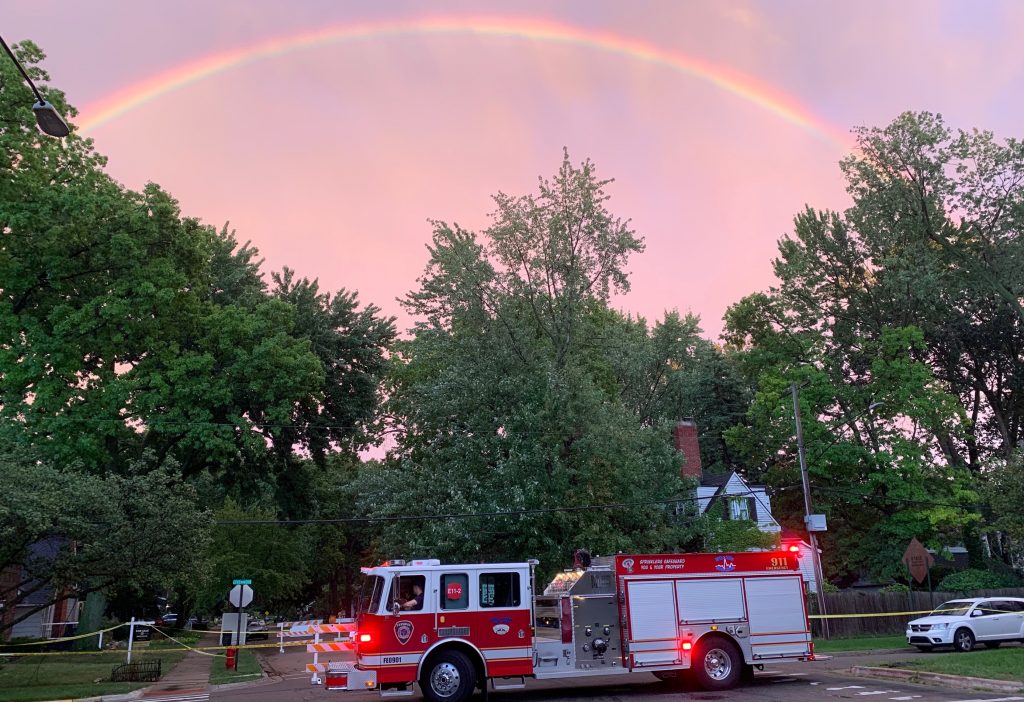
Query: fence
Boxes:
[
  {"xmin": 110, "ymin": 659, "xmax": 162, "ymax": 682},
  {"xmin": 813, "ymin": 587, "xmax": 1024, "ymax": 638}
]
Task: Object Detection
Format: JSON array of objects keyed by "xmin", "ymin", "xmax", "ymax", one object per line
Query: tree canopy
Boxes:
[{"xmin": 4, "ymin": 40, "xmax": 1021, "ymax": 622}]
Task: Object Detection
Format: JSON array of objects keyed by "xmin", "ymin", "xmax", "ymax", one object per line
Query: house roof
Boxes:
[{"xmin": 700, "ymin": 470, "xmax": 735, "ymax": 487}]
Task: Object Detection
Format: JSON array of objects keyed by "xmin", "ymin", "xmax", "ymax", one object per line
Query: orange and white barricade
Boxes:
[
  {"xmin": 304, "ymin": 622, "xmax": 356, "ymax": 684},
  {"xmin": 277, "ymin": 619, "xmax": 322, "ymax": 652}
]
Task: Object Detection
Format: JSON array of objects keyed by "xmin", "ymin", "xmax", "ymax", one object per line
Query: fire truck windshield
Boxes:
[{"xmin": 357, "ymin": 575, "xmax": 385, "ymax": 615}]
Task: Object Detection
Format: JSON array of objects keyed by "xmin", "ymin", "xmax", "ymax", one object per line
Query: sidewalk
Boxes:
[{"xmin": 141, "ymin": 634, "xmax": 217, "ymax": 697}]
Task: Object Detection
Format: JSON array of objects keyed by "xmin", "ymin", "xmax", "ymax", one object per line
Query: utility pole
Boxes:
[{"xmin": 791, "ymin": 383, "xmax": 830, "ymax": 639}]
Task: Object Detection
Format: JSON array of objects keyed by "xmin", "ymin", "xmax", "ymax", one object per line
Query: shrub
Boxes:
[
  {"xmin": 937, "ymin": 568, "xmax": 1018, "ymax": 593},
  {"xmin": 880, "ymin": 583, "xmax": 910, "ymax": 593}
]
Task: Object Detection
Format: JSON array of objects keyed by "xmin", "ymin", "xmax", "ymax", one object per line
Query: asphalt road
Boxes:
[{"xmin": 197, "ymin": 657, "xmax": 1022, "ymax": 702}]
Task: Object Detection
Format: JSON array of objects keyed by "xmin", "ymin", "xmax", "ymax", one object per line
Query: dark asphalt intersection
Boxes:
[{"xmin": 208, "ymin": 665, "xmax": 1023, "ymax": 702}]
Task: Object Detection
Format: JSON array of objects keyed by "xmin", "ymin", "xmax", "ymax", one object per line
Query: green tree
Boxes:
[
  {"xmin": 1, "ymin": 41, "xmax": 393, "ymax": 507},
  {"xmin": 0, "ymin": 448, "xmax": 209, "ymax": 637},
  {"xmin": 270, "ymin": 270, "xmax": 395, "ymax": 461},
  {"xmin": 2, "ymin": 39, "xmax": 396, "ymax": 625},
  {"xmin": 192, "ymin": 500, "xmax": 311, "ymax": 614},
  {"xmin": 840, "ymin": 113, "xmax": 1024, "ymax": 468},
  {"xmin": 982, "ymin": 451, "xmax": 1024, "ymax": 567},
  {"xmin": 720, "ymin": 111, "xmax": 1024, "ymax": 580},
  {"xmin": 368, "ymin": 154, "xmax": 700, "ymax": 578}
]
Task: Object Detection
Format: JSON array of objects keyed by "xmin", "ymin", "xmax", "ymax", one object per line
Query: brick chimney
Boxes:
[{"xmin": 673, "ymin": 418, "xmax": 703, "ymax": 481}]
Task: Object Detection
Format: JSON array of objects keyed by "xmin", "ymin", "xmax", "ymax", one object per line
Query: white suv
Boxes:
[{"xmin": 906, "ymin": 597, "xmax": 1024, "ymax": 652}]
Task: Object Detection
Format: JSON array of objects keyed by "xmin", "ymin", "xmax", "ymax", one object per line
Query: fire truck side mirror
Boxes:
[{"xmin": 392, "ymin": 601, "xmax": 401, "ymax": 617}]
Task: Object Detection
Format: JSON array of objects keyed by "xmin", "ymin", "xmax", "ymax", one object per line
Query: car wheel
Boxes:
[
  {"xmin": 953, "ymin": 628, "xmax": 975, "ymax": 652},
  {"xmin": 914, "ymin": 645, "xmax": 933, "ymax": 653},
  {"xmin": 419, "ymin": 650, "xmax": 476, "ymax": 702},
  {"xmin": 692, "ymin": 635, "xmax": 743, "ymax": 691},
  {"xmin": 983, "ymin": 641, "xmax": 1001, "ymax": 649}
]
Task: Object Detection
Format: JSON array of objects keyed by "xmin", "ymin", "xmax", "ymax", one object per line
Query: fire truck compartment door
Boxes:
[
  {"xmin": 625, "ymin": 580, "xmax": 680, "ymax": 665},
  {"xmin": 744, "ymin": 576, "xmax": 811, "ymax": 656},
  {"xmin": 676, "ymin": 579, "xmax": 745, "ymax": 622}
]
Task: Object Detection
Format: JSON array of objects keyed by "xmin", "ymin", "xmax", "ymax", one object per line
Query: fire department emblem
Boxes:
[
  {"xmin": 394, "ymin": 620, "xmax": 414, "ymax": 645},
  {"xmin": 714, "ymin": 555, "xmax": 736, "ymax": 572},
  {"xmin": 491, "ymin": 616, "xmax": 512, "ymax": 635},
  {"xmin": 621, "ymin": 558, "xmax": 635, "ymax": 574}
]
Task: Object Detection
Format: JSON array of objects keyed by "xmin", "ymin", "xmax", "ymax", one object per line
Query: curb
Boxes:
[
  {"xmin": 210, "ymin": 671, "xmax": 271, "ymax": 692},
  {"xmin": 100, "ymin": 692, "xmax": 145, "ymax": 702},
  {"xmin": 823, "ymin": 648, "xmax": 908, "ymax": 657},
  {"xmin": 31, "ymin": 691, "xmax": 144, "ymax": 702},
  {"xmin": 850, "ymin": 666, "xmax": 1024, "ymax": 693}
]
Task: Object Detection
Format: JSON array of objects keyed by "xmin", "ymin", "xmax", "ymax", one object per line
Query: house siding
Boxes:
[
  {"xmin": 11, "ymin": 604, "xmax": 52, "ymax": 640},
  {"xmin": 698, "ymin": 474, "xmax": 781, "ymax": 534}
]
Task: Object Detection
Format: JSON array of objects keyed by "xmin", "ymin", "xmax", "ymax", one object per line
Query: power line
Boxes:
[
  {"xmin": 215, "ymin": 486, "xmax": 800, "ymax": 526},
  {"xmin": 6, "ymin": 414, "xmax": 696, "ymax": 438},
  {"xmin": 813, "ymin": 484, "xmax": 977, "ymax": 511}
]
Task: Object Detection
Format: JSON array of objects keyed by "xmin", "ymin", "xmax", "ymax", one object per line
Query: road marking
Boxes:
[
  {"xmin": 888, "ymin": 696, "xmax": 921, "ymax": 700},
  {"xmin": 810, "ymin": 682, "xmax": 821, "ymax": 686},
  {"xmin": 857, "ymin": 691, "xmax": 899, "ymax": 696},
  {"xmin": 828, "ymin": 686, "xmax": 867, "ymax": 690}
]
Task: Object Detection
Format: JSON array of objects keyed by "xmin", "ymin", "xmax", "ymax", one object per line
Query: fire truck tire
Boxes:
[
  {"xmin": 419, "ymin": 649, "xmax": 477, "ymax": 702},
  {"xmin": 692, "ymin": 636, "xmax": 743, "ymax": 691}
]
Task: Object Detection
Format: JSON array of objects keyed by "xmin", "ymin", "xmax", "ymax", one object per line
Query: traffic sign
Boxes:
[
  {"xmin": 228, "ymin": 584, "xmax": 254, "ymax": 608},
  {"xmin": 232, "ymin": 579, "xmax": 252, "ymax": 586},
  {"xmin": 901, "ymin": 537, "xmax": 935, "ymax": 584}
]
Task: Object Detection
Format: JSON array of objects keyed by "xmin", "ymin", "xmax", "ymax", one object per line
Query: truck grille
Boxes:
[
  {"xmin": 910, "ymin": 624, "xmax": 931, "ymax": 632},
  {"xmin": 437, "ymin": 627, "xmax": 470, "ymax": 637}
]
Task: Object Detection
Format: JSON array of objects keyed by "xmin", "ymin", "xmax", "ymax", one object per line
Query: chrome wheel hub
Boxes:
[
  {"xmin": 430, "ymin": 662, "xmax": 461, "ymax": 697},
  {"xmin": 704, "ymin": 648, "xmax": 732, "ymax": 680}
]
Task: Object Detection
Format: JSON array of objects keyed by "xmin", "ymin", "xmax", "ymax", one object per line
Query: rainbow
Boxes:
[{"xmin": 76, "ymin": 15, "xmax": 851, "ymax": 150}]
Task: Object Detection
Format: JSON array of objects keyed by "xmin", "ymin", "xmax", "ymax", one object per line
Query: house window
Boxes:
[{"xmin": 729, "ymin": 497, "xmax": 750, "ymax": 521}]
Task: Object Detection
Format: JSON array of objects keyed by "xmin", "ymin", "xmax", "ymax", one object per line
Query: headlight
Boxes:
[{"xmin": 932, "ymin": 623, "xmax": 949, "ymax": 630}]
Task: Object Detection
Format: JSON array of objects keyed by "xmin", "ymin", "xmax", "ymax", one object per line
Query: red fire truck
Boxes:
[{"xmin": 317, "ymin": 549, "xmax": 813, "ymax": 700}]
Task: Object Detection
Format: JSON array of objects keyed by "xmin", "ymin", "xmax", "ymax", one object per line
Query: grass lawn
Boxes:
[
  {"xmin": 0, "ymin": 649, "xmax": 185, "ymax": 702},
  {"xmin": 815, "ymin": 634, "xmax": 908, "ymax": 653},
  {"xmin": 885, "ymin": 646, "xmax": 1024, "ymax": 684},
  {"xmin": 209, "ymin": 648, "xmax": 263, "ymax": 686}
]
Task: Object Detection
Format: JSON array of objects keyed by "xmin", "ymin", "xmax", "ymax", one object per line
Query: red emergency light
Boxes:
[
  {"xmin": 358, "ymin": 633, "xmax": 372, "ymax": 643},
  {"xmin": 681, "ymin": 641, "xmax": 693, "ymax": 651}
]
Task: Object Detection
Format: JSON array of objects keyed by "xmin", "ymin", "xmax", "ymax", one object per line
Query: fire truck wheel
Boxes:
[
  {"xmin": 692, "ymin": 636, "xmax": 742, "ymax": 691},
  {"xmin": 420, "ymin": 650, "xmax": 477, "ymax": 702}
]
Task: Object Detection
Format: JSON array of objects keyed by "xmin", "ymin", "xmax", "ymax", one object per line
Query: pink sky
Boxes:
[{"xmin": 7, "ymin": 1, "xmax": 1024, "ymax": 338}]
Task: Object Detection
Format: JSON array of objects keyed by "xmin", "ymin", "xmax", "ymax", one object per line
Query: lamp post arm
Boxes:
[{"xmin": 0, "ymin": 34, "xmax": 46, "ymax": 104}]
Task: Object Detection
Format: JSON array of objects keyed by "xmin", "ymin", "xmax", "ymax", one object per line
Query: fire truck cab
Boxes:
[{"xmin": 322, "ymin": 551, "xmax": 812, "ymax": 701}]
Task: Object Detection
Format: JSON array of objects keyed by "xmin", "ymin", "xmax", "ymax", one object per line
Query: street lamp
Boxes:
[{"xmin": 0, "ymin": 33, "xmax": 70, "ymax": 137}]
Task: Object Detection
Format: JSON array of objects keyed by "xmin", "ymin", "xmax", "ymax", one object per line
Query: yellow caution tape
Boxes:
[
  {"xmin": 0, "ymin": 623, "xmax": 126, "ymax": 646},
  {"xmin": 810, "ymin": 610, "xmax": 934, "ymax": 620},
  {"xmin": 0, "ymin": 640, "xmax": 313, "ymax": 658}
]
